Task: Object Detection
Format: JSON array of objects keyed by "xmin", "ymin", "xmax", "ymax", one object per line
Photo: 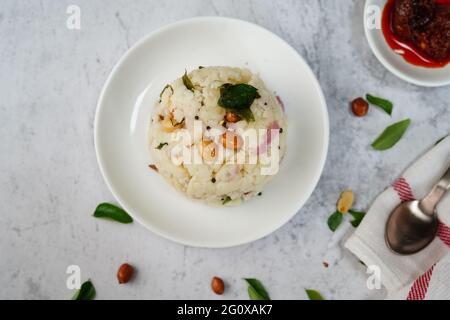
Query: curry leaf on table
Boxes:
[
  {"xmin": 349, "ymin": 209, "xmax": 366, "ymax": 228},
  {"xmin": 366, "ymin": 94, "xmax": 393, "ymax": 116},
  {"xmin": 72, "ymin": 280, "xmax": 96, "ymax": 300},
  {"xmin": 244, "ymin": 278, "xmax": 271, "ymax": 300},
  {"xmin": 371, "ymin": 119, "xmax": 411, "ymax": 151},
  {"xmin": 93, "ymin": 203, "xmax": 133, "ymax": 224},
  {"xmin": 305, "ymin": 289, "xmax": 325, "ymax": 300},
  {"xmin": 327, "ymin": 211, "xmax": 343, "ymax": 232}
]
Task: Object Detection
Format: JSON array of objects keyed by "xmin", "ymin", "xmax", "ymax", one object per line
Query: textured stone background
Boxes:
[{"xmin": 0, "ymin": 0, "xmax": 448, "ymax": 299}]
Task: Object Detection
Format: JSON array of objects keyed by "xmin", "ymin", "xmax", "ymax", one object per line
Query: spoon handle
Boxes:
[{"xmin": 420, "ymin": 165, "xmax": 450, "ymax": 216}]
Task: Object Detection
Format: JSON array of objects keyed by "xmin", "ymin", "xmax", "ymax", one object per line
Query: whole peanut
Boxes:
[
  {"xmin": 211, "ymin": 277, "xmax": 225, "ymax": 295},
  {"xmin": 117, "ymin": 263, "xmax": 134, "ymax": 284}
]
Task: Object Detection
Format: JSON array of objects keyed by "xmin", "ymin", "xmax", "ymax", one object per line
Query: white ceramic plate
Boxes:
[
  {"xmin": 364, "ymin": 0, "xmax": 450, "ymax": 87},
  {"xmin": 95, "ymin": 17, "xmax": 329, "ymax": 248}
]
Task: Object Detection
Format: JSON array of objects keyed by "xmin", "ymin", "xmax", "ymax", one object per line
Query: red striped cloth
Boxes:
[
  {"xmin": 392, "ymin": 177, "xmax": 414, "ymax": 202},
  {"xmin": 392, "ymin": 178, "xmax": 450, "ymax": 300},
  {"xmin": 406, "ymin": 265, "xmax": 435, "ymax": 300},
  {"xmin": 437, "ymin": 221, "xmax": 450, "ymax": 247}
]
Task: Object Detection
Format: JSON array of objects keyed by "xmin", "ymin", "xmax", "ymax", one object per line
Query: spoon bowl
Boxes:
[
  {"xmin": 385, "ymin": 200, "xmax": 438, "ymax": 255},
  {"xmin": 386, "ymin": 165, "xmax": 450, "ymax": 255}
]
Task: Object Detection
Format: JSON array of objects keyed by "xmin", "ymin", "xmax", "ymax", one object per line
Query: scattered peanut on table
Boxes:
[
  {"xmin": 117, "ymin": 263, "xmax": 134, "ymax": 284},
  {"xmin": 211, "ymin": 277, "xmax": 225, "ymax": 295},
  {"xmin": 337, "ymin": 190, "xmax": 354, "ymax": 214}
]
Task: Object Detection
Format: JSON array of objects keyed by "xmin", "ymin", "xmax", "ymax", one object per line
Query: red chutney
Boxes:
[{"xmin": 382, "ymin": 0, "xmax": 450, "ymax": 68}]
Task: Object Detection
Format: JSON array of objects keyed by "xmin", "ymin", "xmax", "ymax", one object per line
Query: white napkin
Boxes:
[{"xmin": 345, "ymin": 136, "xmax": 450, "ymax": 300}]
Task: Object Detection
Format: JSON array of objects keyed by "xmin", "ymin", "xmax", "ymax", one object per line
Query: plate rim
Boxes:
[
  {"xmin": 364, "ymin": 0, "xmax": 450, "ymax": 87},
  {"xmin": 94, "ymin": 16, "xmax": 330, "ymax": 248}
]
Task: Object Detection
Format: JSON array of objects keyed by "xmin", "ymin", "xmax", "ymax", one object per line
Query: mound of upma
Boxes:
[{"xmin": 148, "ymin": 67, "xmax": 287, "ymax": 205}]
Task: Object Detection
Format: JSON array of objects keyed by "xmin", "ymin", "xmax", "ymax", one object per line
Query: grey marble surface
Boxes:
[{"xmin": 0, "ymin": 0, "xmax": 448, "ymax": 300}]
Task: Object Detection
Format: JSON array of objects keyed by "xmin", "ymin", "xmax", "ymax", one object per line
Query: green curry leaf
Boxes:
[
  {"xmin": 93, "ymin": 203, "xmax": 133, "ymax": 224},
  {"xmin": 327, "ymin": 211, "xmax": 343, "ymax": 232},
  {"xmin": 182, "ymin": 70, "xmax": 195, "ymax": 92},
  {"xmin": 156, "ymin": 142, "xmax": 169, "ymax": 150},
  {"xmin": 72, "ymin": 280, "xmax": 96, "ymax": 300},
  {"xmin": 305, "ymin": 289, "xmax": 325, "ymax": 300},
  {"xmin": 349, "ymin": 209, "xmax": 366, "ymax": 228},
  {"xmin": 218, "ymin": 83, "xmax": 260, "ymax": 122},
  {"xmin": 159, "ymin": 84, "xmax": 173, "ymax": 100},
  {"xmin": 371, "ymin": 119, "xmax": 411, "ymax": 151},
  {"xmin": 366, "ymin": 94, "xmax": 393, "ymax": 116},
  {"xmin": 244, "ymin": 278, "xmax": 271, "ymax": 300}
]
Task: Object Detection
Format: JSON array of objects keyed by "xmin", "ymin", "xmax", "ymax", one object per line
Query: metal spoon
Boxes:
[{"xmin": 385, "ymin": 165, "xmax": 450, "ymax": 255}]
